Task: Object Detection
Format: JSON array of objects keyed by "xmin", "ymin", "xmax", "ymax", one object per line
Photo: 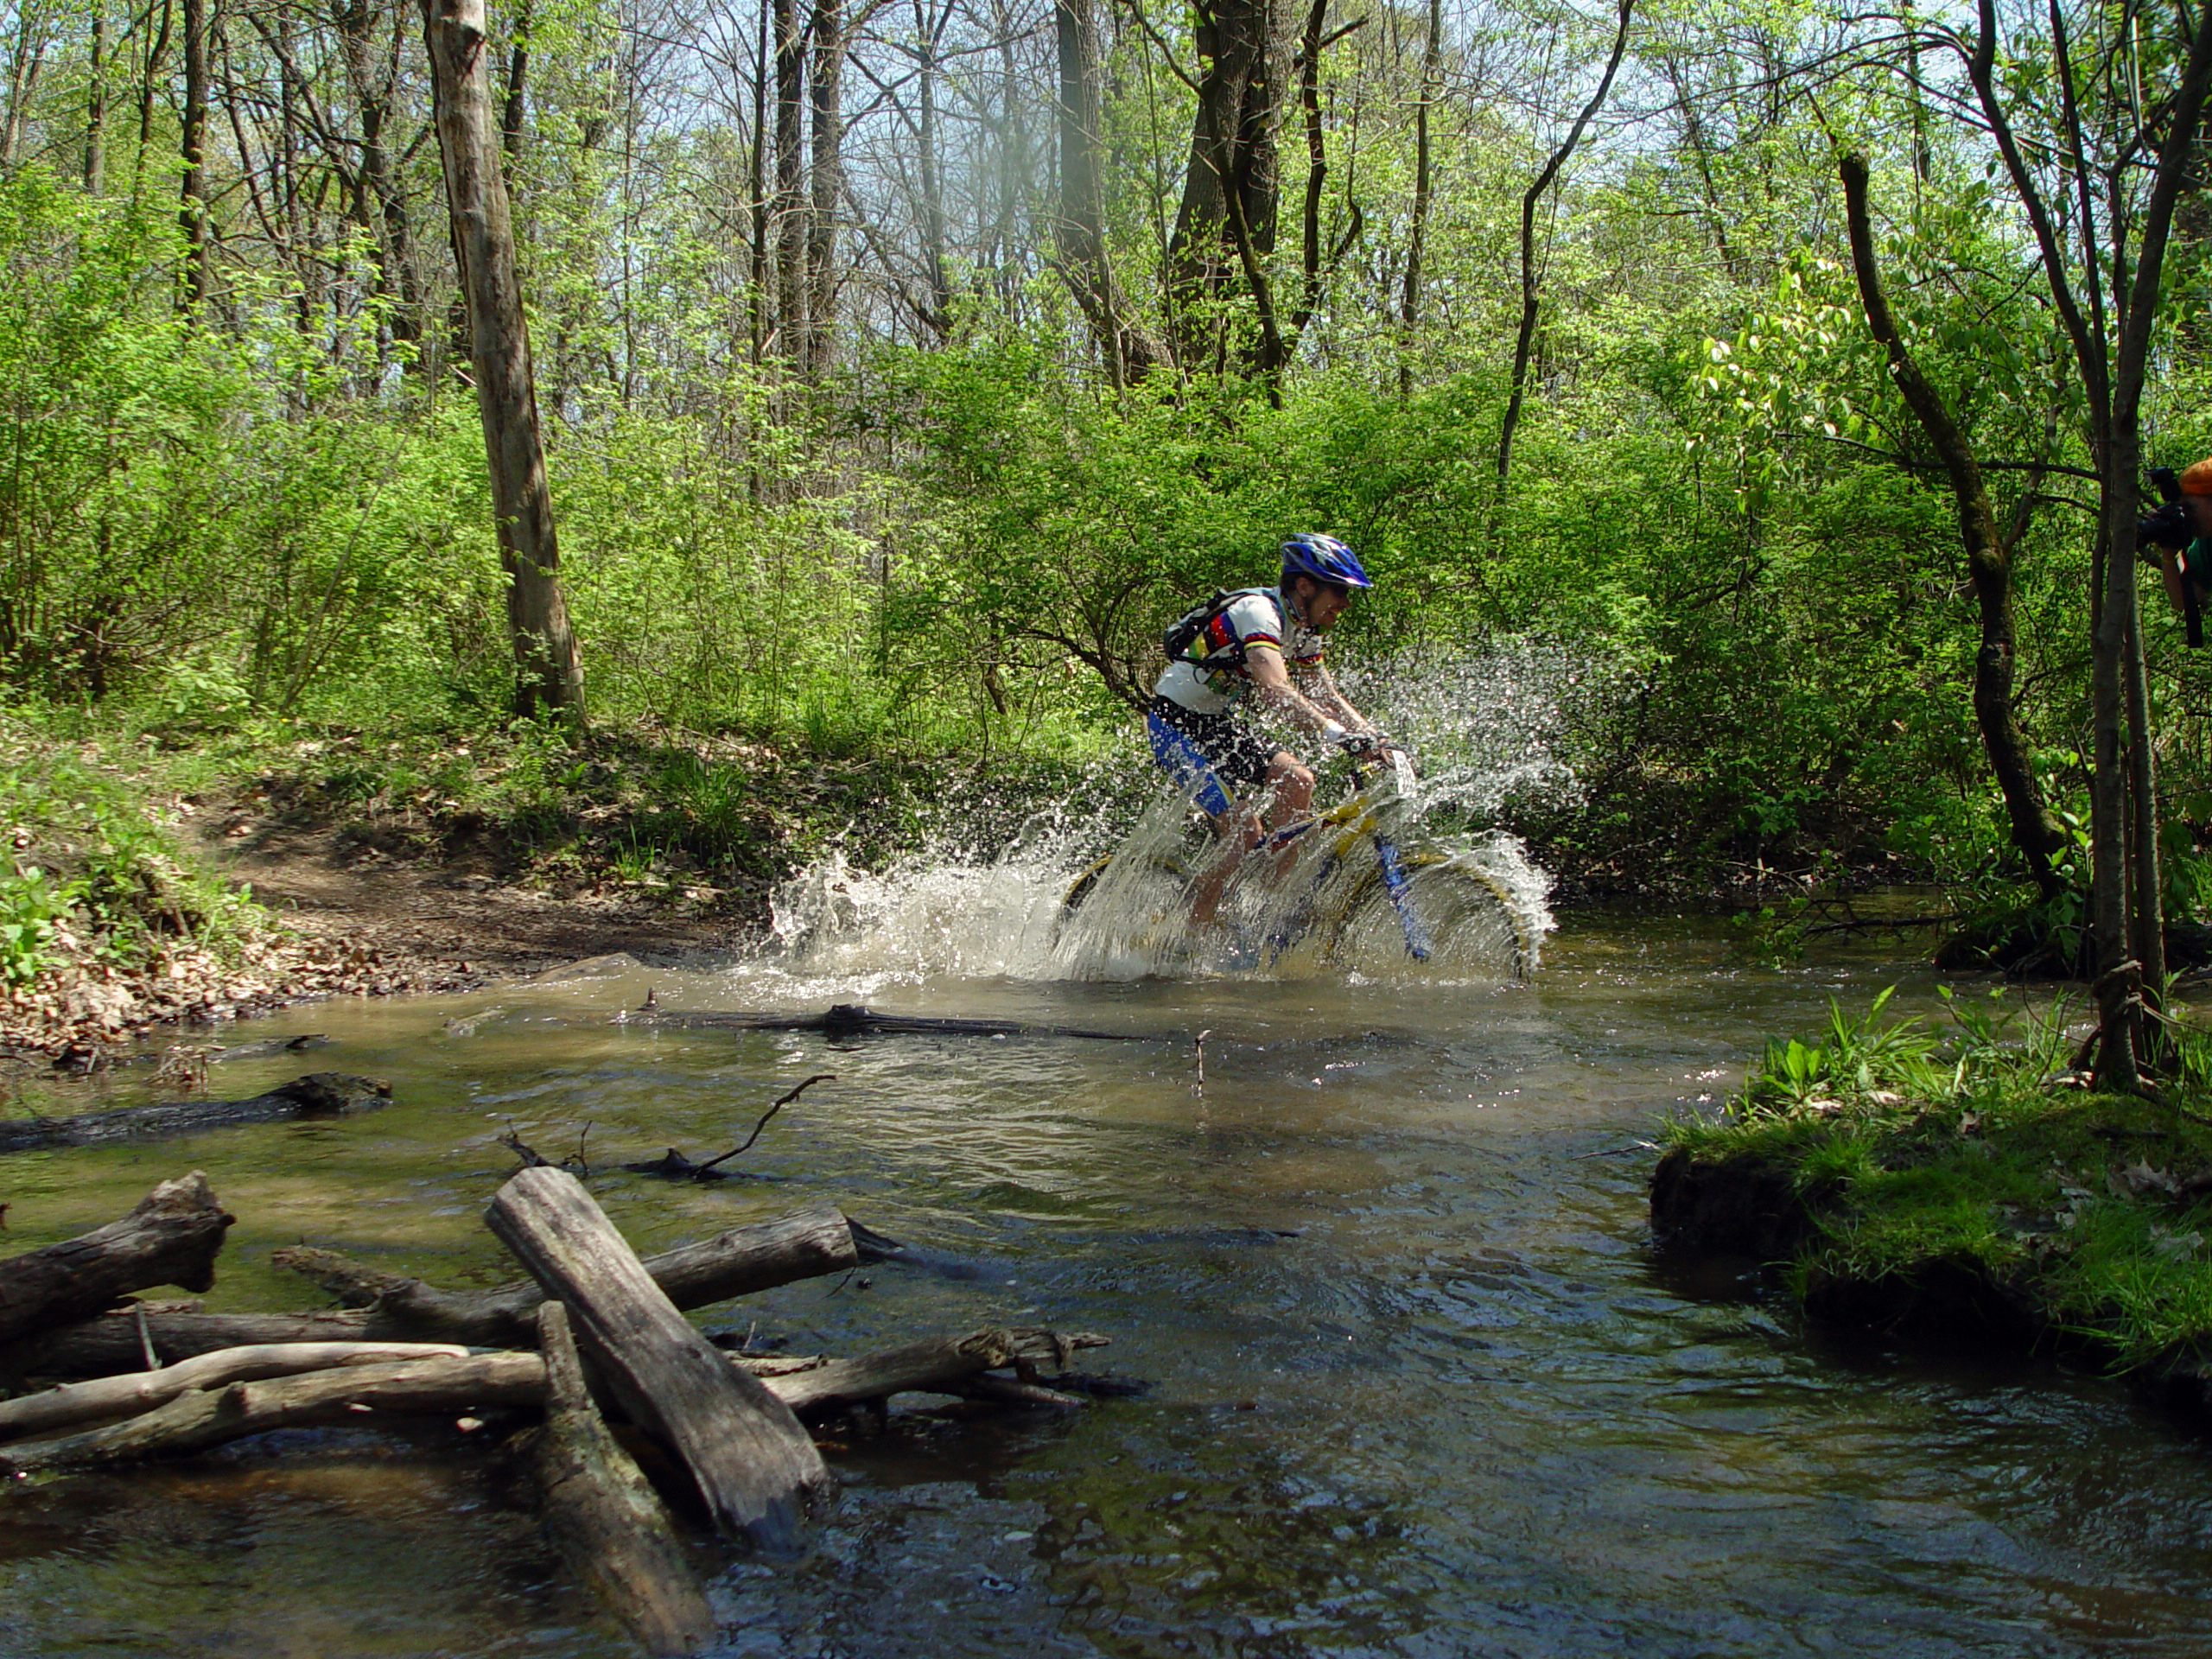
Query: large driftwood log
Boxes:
[
  {"xmin": 0, "ymin": 1074, "xmax": 390, "ymax": 1154},
  {"xmin": 0, "ymin": 1173, "xmax": 235, "ymax": 1345},
  {"xmin": 486, "ymin": 1167, "xmax": 830, "ymax": 1551},
  {"xmin": 0, "ymin": 1341, "xmax": 472, "ymax": 1440},
  {"xmin": 629, "ymin": 1002, "xmax": 1130, "ymax": 1040},
  {"xmin": 532, "ymin": 1303, "xmax": 716, "ymax": 1657},
  {"xmin": 3, "ymin": 1204, "xmax": 872, "ymax": 1379},
  {"xmin": 0, "ymin": 1352, "xmax": 546, "ymax": 1476}
]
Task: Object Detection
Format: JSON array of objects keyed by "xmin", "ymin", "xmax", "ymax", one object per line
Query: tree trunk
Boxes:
[
  {"xmin": 178, "ymin": 0, "xmax": 210, "ymax": 306},
  {"xmin": 772, "ymin": 0, "xmax": 805, "ymax": 361},
  {"xmin": 0, "ymin": 1328, "xmax": 1109, "ymax": 1478},
  {"xmin": 749, "ymin": 0, "xmax": 769, "ymax": 365},
  {"xmin": 485, "ymin": 1166, "xmax": 830, "ymax": 1551},
  {"xmin": 764, "ymin": 1326, "xmax": 1104, "ymax": 1414},
  {"xmin": 1054, "ymin": 0, "xmax": 1154, "ymax": 379},
  {"xmin": 1166, "ymin": 0, "xmax": 1289, "ymax": 357},
  {"xmin": 136, "ymin": 0, "xmax": 175, "ymax": 194},
  {"xmin": 337, "ymin": 0, "xmax": 421, "ymax": 371},
  {"xmin": 500, "ymin": 0, "xmax": 528, "ymax": 160},
  {"xmin": 0, "ymin": 1173, "xmax": 234, "ymax": 1345},
  {"xmin": 420, "ymin": 0, "xmax": 585, "ymax": 722},
  {"xmin": 86, "ymin": 8, "xmax": 107, "ymax": 194},
  {"xmin": 916, "ymin": 0, "xmax": 950, "ymax": 334},
  {"xmin": 1399, "ymin": 0, "xmax": 1440, "ymax": 390},
  {"xmin": 1837, "ymin": 152, "xmax": 2065, "ymax": 897},
  {"xmin": 0, "ymin": 0, "xmax": 46, "ymax": 175},
  {"xmin": 804, "ymin": 0, "xmax": 842, "ymax": 378},
  {"xmin": 1496, "ymin": 0, "xmax": 1632, "ymax": 493}
]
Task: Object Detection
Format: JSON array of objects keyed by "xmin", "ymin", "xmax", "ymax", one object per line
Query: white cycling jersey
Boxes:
[{"xmin": 1152, "ymin": 588, "xmax": 1325, "ymax": 715}]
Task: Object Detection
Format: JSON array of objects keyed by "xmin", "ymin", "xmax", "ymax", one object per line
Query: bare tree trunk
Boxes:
[
  {"xmin": 916, "ymin": 0, "xmax": 949, "ymax": 333},
  {"xmin": 1166, "ymin": 0, "xmax": 1290, "ymax": 359},
  {"xmin": 1053, "ymin": 0, "xmax": 1148, "ymax": 380},
  {"xmin": 337, "ymin": 0, "xmax": 420, "ymax": 371},
  {"xmin": 532, "ymin": 1303, "xmax": 717, "ymax": 1658},
  {"xmin": 1399, "ymin": 0, "xmax": 1440, "ymax": 391},
  {"xmin": 135, "ymin": 0, "xmax": 174, "ymax": 196},
  {"xmin": 1497, "ymin": 0, "xmax": 1632, "ymax": 492},
  {"xmin": 772, "ymin": 0, "xmax": 805, "ymax": 361},
  {"xmin": 805, "ymin": 0, "xmax": 842, "ymax": 378},
  {"xmin": 1838, "ymin": 152, "xmax": 2064, "ymax": 897},
  {"xmin": 86, "ymin": 8, "xmax": 107, "ymax": 193},
  {"xmin": 179, "ymin": 0, "xmax": 210, "ymax": 307},
  {"xmin": 486, "ymin": 1166, "xmax": 830, "ymax": 1551},
  {"xmin": 500, "ymin": 0, "xmax": 528, "ymax": 160},
  {"xmin": 420, "ymin": 0, "xmax": 586, "ymax": 722},
  {"xmin": 749, "ymin": 0, "xmax": 768, "ymax": 365},
  {"xmin": 1288, "ymin": 0, "xmax": 1360, "ymax": 340}
]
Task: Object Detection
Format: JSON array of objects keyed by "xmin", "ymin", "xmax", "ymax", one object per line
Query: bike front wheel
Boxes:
[{"xmin": 1325, "ymin": 848, "xmax": 1548, "ymax": 979}]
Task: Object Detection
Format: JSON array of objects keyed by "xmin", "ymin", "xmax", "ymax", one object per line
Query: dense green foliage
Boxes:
[{"xmin": 6, "ymin": 0, "xmax": 2212, "ymax": 903}]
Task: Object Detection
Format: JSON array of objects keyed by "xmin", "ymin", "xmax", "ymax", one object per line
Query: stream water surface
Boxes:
[{"xmin": 5, "ymin": 906, "xmax": 2212, "ymax": 1657}]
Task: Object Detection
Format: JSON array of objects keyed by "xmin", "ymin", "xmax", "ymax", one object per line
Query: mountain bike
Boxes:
[{"xmin": 1056, "ymin": 749, "xmax": 1550, "ymax": 978}]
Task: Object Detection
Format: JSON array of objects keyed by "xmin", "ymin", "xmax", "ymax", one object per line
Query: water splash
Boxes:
[{"xmin": 758, "ymin": 643, "xmax": 1579, "ymax": 988}]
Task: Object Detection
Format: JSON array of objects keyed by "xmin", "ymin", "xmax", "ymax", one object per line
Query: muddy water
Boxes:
[{"xmin": 5, "ymin": 914, "xmax": 2212, "ymax": 1657}]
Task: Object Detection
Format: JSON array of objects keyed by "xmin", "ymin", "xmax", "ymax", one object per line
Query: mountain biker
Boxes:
[
  {"xmin": 1148, "ymin": 533, "xmax": 1393, "ymax": 926},
  {"xmin": 2148, "ymin": 459, "xmax": 2212, "ymax": 632}
]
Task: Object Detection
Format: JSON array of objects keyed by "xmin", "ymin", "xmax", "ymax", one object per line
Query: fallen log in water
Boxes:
[
  {"xmin": 627, "ymin": 1002, "xmax": 1135, "ymax": 1041},
  {"xmin": 531, "ymin": 1302, "xmax": 716, "ymax": 1657},
  {"xmin": 0, "ymin": 1340, "xmax": 473, "ymax": 1441},
  {"xmin": 2, "ymin": 1203, "xmax": 874, "ymax": 1378},
  {"xmin": 741, "ymin": 1326, "xmax": 1108, "ymax": 1414},
  {"xmin": 0, "ymin": 1173, "xmax": 235, "ymax": 1345},
  {"xmin": 0, "ymin": 1351, "xmax": 547, "ymax": 1477},
  {"xmin": 0, "ymin": 1073, "xmax": 390, "ymax": 1154},
  {"xmin": 486, "ymin": 1166, "xmax": 831, "ymax": 1552},
  {"xmin": 0, "ymin": 1325, "xmax": 1111, "ymax": 1487}
]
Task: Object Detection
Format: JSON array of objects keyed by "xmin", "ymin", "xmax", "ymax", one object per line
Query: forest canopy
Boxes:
[{"xmin": 4, "ymin": 0, "xmax": 2212, "ymax": 909}]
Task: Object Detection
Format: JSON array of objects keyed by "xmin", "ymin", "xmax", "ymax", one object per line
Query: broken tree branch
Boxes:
[{"xmin": 0, "ymin": 1173, "xmax": 235, "ymax": 1345}]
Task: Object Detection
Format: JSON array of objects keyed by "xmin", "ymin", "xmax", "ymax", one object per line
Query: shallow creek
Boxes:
[{"xmin": 5, "ymin": 911, "xmax": 2212, "ymax": 1657}]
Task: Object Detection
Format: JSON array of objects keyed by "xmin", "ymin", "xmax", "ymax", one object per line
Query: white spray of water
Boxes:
[{"xmin": 759, "ymin": 644, "xmax": 1583, "ymax": 988}]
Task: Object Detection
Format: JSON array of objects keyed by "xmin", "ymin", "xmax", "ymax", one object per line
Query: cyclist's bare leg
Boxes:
[
  {"xmin": 1260, "ymin": 752, "xmax": 1314, "ymax": 877},
  {"xmin": 1188, "ymin": 753, "xmax": 1315, "ymax": 927},
  {"xmin": 1188, "ymin": 801, "xmax": 1262, "ymax": 927}
]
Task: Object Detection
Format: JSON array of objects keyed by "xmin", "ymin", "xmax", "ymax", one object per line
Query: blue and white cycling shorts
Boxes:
[{"xmin": 1146, "ymin": 696, "xmax": 1277, "ymax": 818}]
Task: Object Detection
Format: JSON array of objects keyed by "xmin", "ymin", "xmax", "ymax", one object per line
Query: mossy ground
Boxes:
[{"xmin": 1656, "ymin": 989, "xmax": 2212, "ymax": 1374}]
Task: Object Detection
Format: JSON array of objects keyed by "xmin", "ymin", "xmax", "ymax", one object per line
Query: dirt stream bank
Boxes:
[{"xmin": 2, "ymin": 812, "xmax": 759, "ymax": 1065}]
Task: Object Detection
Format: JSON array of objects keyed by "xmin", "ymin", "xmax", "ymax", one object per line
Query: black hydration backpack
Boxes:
[{"xmin": 1160, "ymin": 586, "xmax": 1278, "ymax": 669}]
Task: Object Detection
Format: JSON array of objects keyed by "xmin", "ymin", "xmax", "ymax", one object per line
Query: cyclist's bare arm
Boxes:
[
  {"xmin": 1294, "ymin": 659, "xmax": 1380, "ymax": 736},
  {"xmin": 1246, "ymin": 645, "xmax": 1343, "ymax": 741}
]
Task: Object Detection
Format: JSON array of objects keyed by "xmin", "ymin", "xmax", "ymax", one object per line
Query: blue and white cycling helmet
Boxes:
[{"xmin": 1280, "ymin": 532, "xmax": 1372, "ymax": 590}]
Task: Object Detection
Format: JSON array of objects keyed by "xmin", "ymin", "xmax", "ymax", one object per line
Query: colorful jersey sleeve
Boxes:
[{"xmin": 1215, "ymin": 592, "xmax": 1286, "ymax": 658}]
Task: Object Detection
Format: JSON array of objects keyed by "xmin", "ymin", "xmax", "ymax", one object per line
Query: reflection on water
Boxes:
[{"xmin": 4, "ymin": 912, "xmax": 2212, "ymax": 1656}]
